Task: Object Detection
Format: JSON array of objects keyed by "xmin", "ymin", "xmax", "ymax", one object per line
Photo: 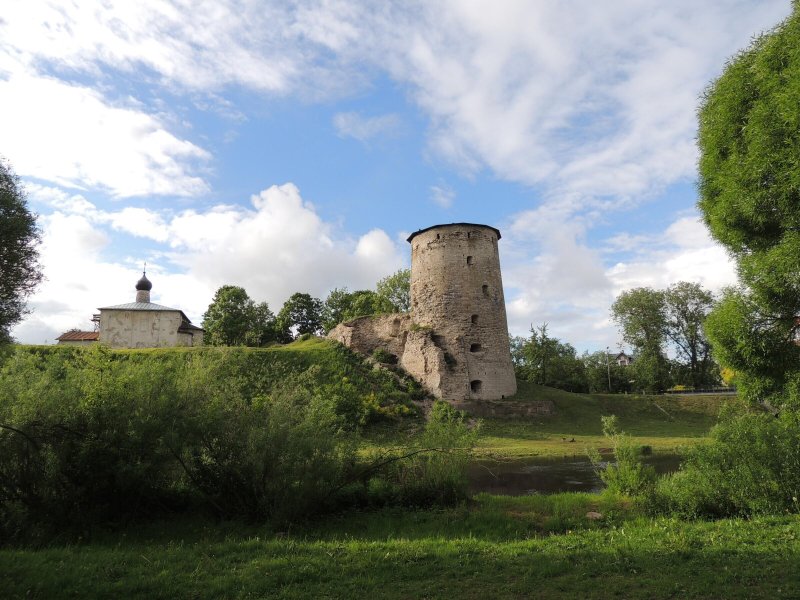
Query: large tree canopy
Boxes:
[
  {"xmin": 512, "ymin": 324, "xmax": 588, "ymax": 393},
  {"xmin": 376, "ymin": 269, "xmax": 410, "ymax": 313},
  {"xmin": 611, "ymin": 283, "xmax": 717, "ymax": 392},
  {"xmin": 277, "ymin": 292, "xmax": 324, "ymax": 339},
  {"xmin": 663, "ymin": 282, "xmax": 716, "ymax": 389},
  {"xmin": 202, "ymin": 285, "xmax": 278, "ymax": 346},
  {"xmin": 0, "ymin": 159, "xmax": 42, "ymax": 343},
  {"xmin": 321, "ymin": 288, "xmax": 393, "ymax": 333},
  {"xmin": 698, "ymin": 4, "xmax": 800, "ymax": 408}
]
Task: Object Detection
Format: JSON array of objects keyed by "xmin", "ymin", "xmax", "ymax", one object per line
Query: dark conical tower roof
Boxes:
[{"xmin": 136, "ymin": 270, "xmax": 152, "ymax": 292}]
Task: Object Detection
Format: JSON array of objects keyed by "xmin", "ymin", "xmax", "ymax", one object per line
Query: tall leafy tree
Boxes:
[
  {"xmin": 663, "ymin": 282, "xmax": 717, "ymax": 389},
  {"xmin": 376, "ymin": 268, "xmax": 410, "ymax": 312},
  {"xmin": 611, "ymin": 287, "xmax": 670, "ymax": 393},
  {"xmin": 514, "ymin": 324, "xmax": 588, "ymax": 393},
  {"xmin": 697, "ymin": 4, "xmax": 800, "ymax": 408},
  {"xmin": 0, "ymin": 159, "xmax": 42, "ymax": 343},
  {"xmin": 202, "ymin": 285, "xmax": 278, "ymax": 346},
  {"xmin": 278, "ymin": 292, "xmax": 324, "ymax": 339}
]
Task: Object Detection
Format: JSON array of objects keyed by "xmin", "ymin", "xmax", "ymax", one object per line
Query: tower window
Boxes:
[
  {"xmin": 470, "ymin": 343, "xmax": 482, "ymax": 352},
  {"xmin": 471, "ymin": 314, "xmax": 478, "ymax": 324},
  {"xmin": 470, "ymin": 380, "xmax": 482, "ymax": 394},
  {"xmin": 482, "ymin": 284, "xmax": 489, "ymax": 296},
  {"xmin": 436, "ymin": 233, "xmax": 440, "ymax": 239},
  {"xmin": 466, "ymin": 255, "xmax": 473, "ymax": 265}
]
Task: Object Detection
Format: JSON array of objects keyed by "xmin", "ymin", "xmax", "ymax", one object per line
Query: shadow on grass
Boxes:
[{"xmin": 2, "ymin": 511, "xmax": 798, "ymax": 599}]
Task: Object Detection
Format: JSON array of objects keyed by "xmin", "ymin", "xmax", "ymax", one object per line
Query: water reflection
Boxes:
[{"xmin": 469, "ymin": 453, "xmax": 682, "ymax": 495}]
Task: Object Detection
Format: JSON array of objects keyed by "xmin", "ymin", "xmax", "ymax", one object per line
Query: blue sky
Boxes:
[{"xmin": 2, "ymin": 0, "xmax": 792, "ymax": 350}]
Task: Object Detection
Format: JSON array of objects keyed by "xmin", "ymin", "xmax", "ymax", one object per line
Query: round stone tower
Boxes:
[{"xmin": 407, "ymin": 223, "xmax": 516, "ymax": 400}]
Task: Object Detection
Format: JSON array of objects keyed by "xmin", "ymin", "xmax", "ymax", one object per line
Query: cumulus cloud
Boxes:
[
  {"xmin": 503, "ymin": 213, "xmax": 737, "ymax": 350},
  {"xmin": 13, "ymin": 182, "xmax": 405, "ymax": 343},
  {"xmin": 333, "ymin": 111, "xmax": 402, "ymax": 142},
  {"xmin": 167, "ymin": 183, "xmax": 405, "ymax": 305},
  {"xmin": 606, "ymin": 216, "xmax": 737, "ymax": 294}
]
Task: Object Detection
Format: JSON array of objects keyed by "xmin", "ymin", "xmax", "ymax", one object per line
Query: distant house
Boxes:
[
  {"xmin": 613, "ymin": 352, "xmax": 633, "ymax": 366},
  {"xmin": 56, "ymin": 270, "xmax": 204, "ymax": 349}
]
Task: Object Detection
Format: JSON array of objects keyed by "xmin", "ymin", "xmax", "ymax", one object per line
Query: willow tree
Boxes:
[{"xmin": 698, "ymin": 3, "xmax": 800, "ymax": 409}]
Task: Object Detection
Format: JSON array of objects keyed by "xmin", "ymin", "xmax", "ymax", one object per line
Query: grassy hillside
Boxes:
[
  {"xmin": 6, "ymin": 338, "xmax": 423, "ymax": 421},
  {"xmin": 476, "ymin": 380, "xmax": 729, "ymax": 457},
  {"xmin": 365, "ymin": 379, "xmax": 728, "ymax": 458},
  {"xmin": 6, "ymin": 341, "xmax": 726, "ymax": 460}
]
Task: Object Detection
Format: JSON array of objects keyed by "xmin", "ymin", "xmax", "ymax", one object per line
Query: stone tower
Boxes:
[{"xmin": 407, "ymin": 223, "xmax": 516, "ymax": 400}]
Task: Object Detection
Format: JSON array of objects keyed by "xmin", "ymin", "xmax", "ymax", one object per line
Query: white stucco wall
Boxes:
[{"xmin": 99, "ymin": 309, "xmax": 200, "ymax": 349}]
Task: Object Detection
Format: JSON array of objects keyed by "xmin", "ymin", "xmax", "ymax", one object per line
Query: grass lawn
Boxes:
[
  {"xmin": 2, "ymin": 496, "xmax": 798, "ymax": 599},
  {"xmin": 366, "ymin": 381, "xmax": 730, "ymax": 459}
]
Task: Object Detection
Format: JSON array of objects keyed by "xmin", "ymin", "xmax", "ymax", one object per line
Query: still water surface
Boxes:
[{"xmin": 468, "ymin": 453, "xmax": 683, "ymax": 495}]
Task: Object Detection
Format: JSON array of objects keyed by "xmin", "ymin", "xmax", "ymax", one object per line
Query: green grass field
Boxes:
[
  {"xmin": 478, "ymin": 381, "xmax": 728, "ymax": 457},
  {"xmin": 2, "ymin": 497, "xmax": 798, "ymax": 599},
  {"xmin": 366, "ymin": 380, "xmax": 728, "ymax": 459}
]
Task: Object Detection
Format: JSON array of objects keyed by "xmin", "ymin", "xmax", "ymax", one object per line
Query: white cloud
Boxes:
[
  {"xmin": 108, "ymin": 208, "xmax": 171, "ymax": 242},
  {"xmin": 2, "ymin": 1, "xmax": 790, "ymax": 205},
  {"xmin": 378, "ymin": 1, "xmax": 790, "ymax": 202},
  {"xmin": 167, "ymin": 183, "xmax": 405, "ymax": 305},
  {"xmin": 333, "ymin": 111, "xmax": 401, "ymax": 142},
  {"xmin": 0, "ymin": 71, "xmax": 210, "ymax": 197},
  {"xmin": 429, "ymin": 183, "xmax": 455, "ymax": 208},
  {"xmin": 607, "ymin": 217, "xmax": 737, "ymax": 294},
  {"xmin": 503, "ymin": 213, "xmax": 737, "ymax": 351},
  {"xmin": 13, "ymin": 182, "xmax": 405, "ymax": 343}
]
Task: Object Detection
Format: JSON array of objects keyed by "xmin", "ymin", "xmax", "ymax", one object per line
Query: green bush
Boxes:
[
  {"xmin": 0, "ymin": 346, "xmax": 194, "ymax": 532},
  {"xmin": 177, "ymin": 368, "xmax": 358, "ymax": 522},
  {"xmin": 589, "ymin": 415, "xmax": 656, "ymax": 497},
  {"xmin": 370, "ymin": 401, "xmax": 478, "ymax": 507},
  {"xmin": 0, "ymin": 341, "xmax": 424, "ymax": 535},
  {"xmin": 654, "ymin": 404, "xmax": 800, "ymax": 517}
]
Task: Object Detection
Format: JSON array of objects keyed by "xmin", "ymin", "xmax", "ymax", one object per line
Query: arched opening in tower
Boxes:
[
  {"xmin": 470, "ymin": 380, "xmax": 482, "ymax": 394},
  {"xmin": 470, "ymin": 343, "xmax": 482, "ymax": 352}
]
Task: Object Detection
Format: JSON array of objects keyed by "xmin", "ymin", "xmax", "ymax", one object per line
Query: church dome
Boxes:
[{"xmin": 136, "ymin": 272, "xmax": 152, "ymax": 292}]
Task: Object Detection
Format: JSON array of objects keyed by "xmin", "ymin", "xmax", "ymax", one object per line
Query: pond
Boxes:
[{"xmin": 468, "ymin": 453, "xmax": 683, "ymax": 495}]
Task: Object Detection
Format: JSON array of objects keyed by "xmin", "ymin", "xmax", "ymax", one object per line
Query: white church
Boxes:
[{"xmin": 56, "ymin": 270, "xmax": 204, "ymax": 348}]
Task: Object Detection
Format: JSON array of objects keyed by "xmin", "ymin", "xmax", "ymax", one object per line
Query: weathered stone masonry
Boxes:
[{"xmin": 329, "ymin": 223, "xmax": 517, "ymax": 401}]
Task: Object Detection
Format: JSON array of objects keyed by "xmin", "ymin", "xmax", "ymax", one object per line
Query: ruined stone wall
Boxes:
[
  {"xmin": 409, "ymin": 224, "xmax": 516, "ymax": 400},
  {"xmin": 328, "ymin": 313, "xmax": 411, "ymax": 361},
  {"xmin": 328, "ymin": 314, "xmax": 453, "ymax": 400}
]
